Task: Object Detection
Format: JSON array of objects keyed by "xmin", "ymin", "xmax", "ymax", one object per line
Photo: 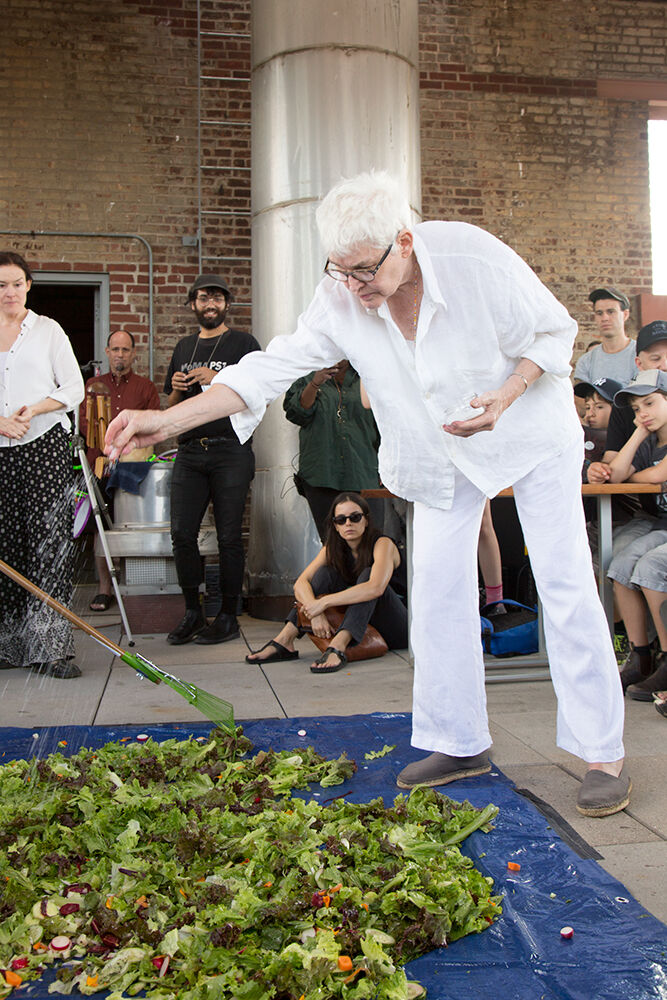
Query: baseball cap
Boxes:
[
  {"xmin": 614, "ymin": 369, "xmax": 667, "ymax": 407},
  {"xmin": 573, "ymin": 377, "xmax": 622, "ymax": 403},
  {"xmin": 636, "ymin": 320, "xmax": 667, "ymax": 355},
  {"xmin": 187, "ymin": 273, "xmax": 233, "ymax": 303},
  {"xmin": 588, "ymin": 287, "xmax": 630, "ymax": 311}
]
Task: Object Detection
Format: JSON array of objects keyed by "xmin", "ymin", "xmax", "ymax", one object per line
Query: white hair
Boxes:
[{"xmin": 315, "ymin": 170, "xmax": 413, "ymax": 258}]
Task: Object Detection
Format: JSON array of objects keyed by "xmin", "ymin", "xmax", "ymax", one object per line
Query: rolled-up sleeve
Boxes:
[
  {"xmin": 49, "ymin": 330, "xmax": 85, "ymax": 409},
  {"xmin": 499, "ymin": 259, "xmax": 577, "ymax": 377},
  {"xmin": 211, "ymin": 289, "xmax": 344, "ymax": 443}
]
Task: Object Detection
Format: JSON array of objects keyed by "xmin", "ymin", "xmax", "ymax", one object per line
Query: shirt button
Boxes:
[{"xmin": 423, "ymin": 392, "xmax": 431, "ymax": 400}]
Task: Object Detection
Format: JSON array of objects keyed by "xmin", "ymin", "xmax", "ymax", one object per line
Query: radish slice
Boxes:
[
  {"xmin": 136, "ymin": 734, "xmax": 149, "ymax": 743},
  {"xmin": 51, "ymin": 936, "xmax": 72, "ymax": 951},
  {"xmin": 159, "ymin": 956, "xmax": 170, "ymax": 977},
  {"xmin": 560, "ymin": 926, "xmax": 574, "ymax": 939}
]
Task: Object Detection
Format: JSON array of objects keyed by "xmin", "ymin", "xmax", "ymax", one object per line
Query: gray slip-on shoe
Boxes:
[
  {"xmin": 396, "ymin": 751, "xmax": 491, "ymax": 789},
  {"xmin": 576, "ymin": 769, "xmax": 631, "ymax": 818}
]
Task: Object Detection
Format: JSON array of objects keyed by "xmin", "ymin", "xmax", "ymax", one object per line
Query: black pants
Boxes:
[
  {"xmin": 300, "ymin": 481, "xmax": 386, "ymax": 543},
  {"xmin": 287, "ymin": 565, "xmax": 408, "ymax": 649},
  {"xmin": 170, "ymin": 440, "xmax": 254, "ymax": 607}
]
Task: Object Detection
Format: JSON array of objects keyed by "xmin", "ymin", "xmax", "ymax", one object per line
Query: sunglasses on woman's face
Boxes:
[{"xmin": 332, "ymin": 512, "xmax": 365, "ymax": 525}]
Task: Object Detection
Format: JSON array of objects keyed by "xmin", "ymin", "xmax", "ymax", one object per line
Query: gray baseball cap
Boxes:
[
  {"xmin": 588, "ymin": 287, "xmax": 630, "ymax": 311},
  {"xmin": 614, "ymin": 369, "xmax": 667, "ymax": 407}
]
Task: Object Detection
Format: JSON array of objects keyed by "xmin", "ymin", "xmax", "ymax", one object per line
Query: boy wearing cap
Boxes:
[
  {"xmin": 606, "ymin": 370, "xmax": 667, "ymax": 699},
  {"xmin": 164, "ymin": 274, "xmax": 261, "ymax": 645},
  {"xmin": 574, "ymin": 288, "xmax": 635, "ymax": 389},
  {"xmin": 574, "ymin": 377, "xmax": 621, "ymax": 472}
]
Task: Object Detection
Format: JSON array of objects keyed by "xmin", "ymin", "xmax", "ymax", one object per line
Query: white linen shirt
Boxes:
[
  {"xmin": 0, "ymin": 310, "xmax": 85, "ymax": 447},
  {"xmin": 213, "ymin": 221, "xmax": 583, "ymax": 509}
]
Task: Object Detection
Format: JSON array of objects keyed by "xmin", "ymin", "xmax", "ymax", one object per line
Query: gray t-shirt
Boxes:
[{"xmin": 574, "ymin": 340, "xmax": 637, "ymax": 384}]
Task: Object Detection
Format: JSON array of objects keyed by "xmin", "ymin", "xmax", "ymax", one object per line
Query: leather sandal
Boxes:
[
  {"xmin": 246, "ymin": 640, "xmax": 299, "ymax": 664},
  {"xmin": 310, "ymin": 646, "xmax": 347, "ymax": 674}
]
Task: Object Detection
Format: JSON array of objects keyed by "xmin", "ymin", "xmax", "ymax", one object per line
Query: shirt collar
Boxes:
[
  {"xmin": 411, "ymin": 230, "xmax": 447, "ymax": 310},
  {"xmin": 20, "ymin": 309, "xmax": 38, "ymax": 331}
]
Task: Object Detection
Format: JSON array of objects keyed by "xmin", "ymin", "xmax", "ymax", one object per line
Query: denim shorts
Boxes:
[{"xmin": 607, "ymin": 520, "xmax": 667, "ymax": 591}]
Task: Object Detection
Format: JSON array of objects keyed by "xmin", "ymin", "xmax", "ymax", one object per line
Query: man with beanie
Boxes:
[{"xmin": 164, "ymin": 275, "xmax": 260, "ymax": 644}]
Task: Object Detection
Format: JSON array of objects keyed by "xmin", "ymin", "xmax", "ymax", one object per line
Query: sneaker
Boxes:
[
  {"xmin": 195, "ymin": 612, "xmax": 240, "ymax": 645},
  {"xmin": 31, "ymin": 660, "xmax": 82, "ymax": 679},
  {"xmin": 626, "ymin": 652, "xmax": 667, "ymax": 701},
  {"xmin": 576, "ymin": 768, "xmax": 631, "ymax": 817},
  {"xmin": 618, "ymin": 647, "xmax": 652, "ymax": 693},
  {"xmin": 396, "ymin": 751, "xmax": 491, "ymax": 789},
  {"xmin": 167, "ymin": 609, "xmax": 206, "ymax": 645}
]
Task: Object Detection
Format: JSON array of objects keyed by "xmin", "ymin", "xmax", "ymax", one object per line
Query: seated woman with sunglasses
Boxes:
[{"xmin": 246, "ymin": 492, "xmax": 408, "ymax": 673}]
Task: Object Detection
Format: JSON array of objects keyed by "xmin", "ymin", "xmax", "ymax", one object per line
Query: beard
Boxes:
[{"xmin": 194, "ymin": 303, "xmax": 227, "ymax": 329}]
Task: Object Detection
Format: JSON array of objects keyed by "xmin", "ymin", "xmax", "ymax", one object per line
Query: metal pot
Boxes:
[{"xmin": 113, "ymin": 465, "xmax": 173, "ymax": 528}]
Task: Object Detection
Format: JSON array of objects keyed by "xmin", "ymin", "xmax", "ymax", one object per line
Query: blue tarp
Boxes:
[{"xmin": 1, "ymin": 714, "xmax": 666, "ymax": 1000}]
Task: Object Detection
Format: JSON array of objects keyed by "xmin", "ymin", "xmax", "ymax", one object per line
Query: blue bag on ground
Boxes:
[{"xmin": 481, "ymin": 599, "xmax": 538, "ymax": 656}]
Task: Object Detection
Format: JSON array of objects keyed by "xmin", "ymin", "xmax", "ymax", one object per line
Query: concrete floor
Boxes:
[{"xmin": 1, "ymin": 591, "xmax": 665, "ymax": 927}]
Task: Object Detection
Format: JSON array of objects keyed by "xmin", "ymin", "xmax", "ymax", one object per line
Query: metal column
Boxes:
[{"xmin": 247, "ymin": 0, "xmax": 421, "ymax": 615}]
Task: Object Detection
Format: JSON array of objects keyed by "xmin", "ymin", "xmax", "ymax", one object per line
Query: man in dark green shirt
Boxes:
[{"xmin": 283, "ymin": 361, "xmax": 383, "ymax": 540}]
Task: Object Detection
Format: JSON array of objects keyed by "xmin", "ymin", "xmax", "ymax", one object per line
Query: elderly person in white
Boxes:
[{"xmin": 106, "ymin": 172, "xmax": 628, "ymax": 817}]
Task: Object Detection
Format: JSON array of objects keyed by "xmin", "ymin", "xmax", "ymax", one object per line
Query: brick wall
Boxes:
[
  {"xmin": 0, "ymin": 0, "xmax": 251, "ymax": 391},
  {"xmin": 2, "ymin": 0, "xmax": 666, "ymax": 374},
  {"xmin": 418, "ymin": 0, "xmax": 667, "ymax": 356}
]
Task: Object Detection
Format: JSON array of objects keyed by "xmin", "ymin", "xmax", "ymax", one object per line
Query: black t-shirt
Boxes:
[
  {"xmin": 604, "ymin": 404, "xmax": 660, "ymax": 518},
  {"xmin": 164, "ymin": 328, "xmax": 261, "ymax": 444},
  {"xmin": 605, "ymin": 404, "xmax": 634, "ymax": 454}
]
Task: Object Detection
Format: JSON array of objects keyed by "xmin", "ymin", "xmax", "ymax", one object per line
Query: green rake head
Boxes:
[{"xmin": 122, "ymin": 652, "xmax": 236, "ymax": 735}]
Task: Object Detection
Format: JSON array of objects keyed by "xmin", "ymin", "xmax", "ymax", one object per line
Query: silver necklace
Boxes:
[{"xmin": 187, "ymin": 331, "xmax": 224, "ymax": 368}]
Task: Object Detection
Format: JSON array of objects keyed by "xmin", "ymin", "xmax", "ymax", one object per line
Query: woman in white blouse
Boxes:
[{"xmin": 0, "ymin": 251, "xmax": 85, "ymax": 678}]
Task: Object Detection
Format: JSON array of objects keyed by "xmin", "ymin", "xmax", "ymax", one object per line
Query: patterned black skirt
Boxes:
[{"xmin": 0, "ymin": 424, "xmax": 76, "ymax": 667}]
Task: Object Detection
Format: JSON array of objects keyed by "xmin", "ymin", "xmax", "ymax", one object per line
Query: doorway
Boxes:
[{"xmin": 28, "ymin": 272, "xmax": 110, "ymax": 370}]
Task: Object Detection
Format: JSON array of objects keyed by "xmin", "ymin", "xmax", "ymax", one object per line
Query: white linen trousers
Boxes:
[{"xmin": 410, "ymin": 444, "xmax": 625, "ymax": 763}]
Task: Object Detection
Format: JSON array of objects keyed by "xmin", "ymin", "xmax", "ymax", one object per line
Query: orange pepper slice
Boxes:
[
  {"xmin": 337, "ymin": 955, "xmax": 354, "ymax": 972},
  {"xmin": 507, "ymin": 861, "xmax": 521, "ymax": 871},
  {"xmin": 86, "ymin": 975, "xmax": 99, "ymax": 987},
  {"xmin": 4, "ymin": 971, "xmax": 23, "ymax": 987}
]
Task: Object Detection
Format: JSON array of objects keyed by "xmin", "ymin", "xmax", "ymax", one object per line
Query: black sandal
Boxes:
[
  {"xmin": 246, "ymin": 640, "xmax": 299, "ymax": 664},
  {"xmin": 90, "ymin": 593, "xmax": 114, "ymax": 612},
  {"xmin": 310, "ymin": 646, "xmax": 347, "ymax": 674}
]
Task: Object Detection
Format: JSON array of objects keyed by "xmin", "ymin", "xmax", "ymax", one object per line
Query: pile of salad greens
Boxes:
[{"xmin": 0, "ymin": 729, "xmax": 501, "ymax": 999}]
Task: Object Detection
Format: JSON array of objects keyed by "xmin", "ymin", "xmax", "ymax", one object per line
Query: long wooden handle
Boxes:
[{"xmin": 0, "ymin": 557, "xmax": 125, "ymax": 658}]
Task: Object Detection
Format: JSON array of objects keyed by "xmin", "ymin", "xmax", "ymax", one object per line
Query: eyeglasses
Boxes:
[
  {"xmin": 324, "ymin": 244, "xmax": 393, "ymax": 284},
  {"xmin": 195, "ymin": 292, "xmax": 227, "ymax": 304},
  {"xmin": 332, "ymin": 512, "xmax": 365, "ymax": 525}
]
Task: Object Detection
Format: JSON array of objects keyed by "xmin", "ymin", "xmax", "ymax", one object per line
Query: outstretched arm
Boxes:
[{"xmin": 105, "ymin": 384, "xmax": 247, "ymax": 458}]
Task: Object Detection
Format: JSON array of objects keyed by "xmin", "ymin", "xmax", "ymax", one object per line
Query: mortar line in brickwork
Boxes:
[
  {"xmin": 200, "ymin": 119, "xmax": 251, "ymax": 126},
  {"xmin": 201, "ymin": 74, "xmax": 250, "ymax": 82},
  {"xmin": 200, "ymin": 30, "xmax": 250, "ymax": 38},
  {"xmin": 202, "ymin": 256, "xmax": 252, "ymax": 263},
  {"xmin": 200, "ymin": 164, "xmax": 252, "ymax": 172},
  {"xmin": 202, "ymin": 210, "xmax": 252, "ymax": 216}
]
